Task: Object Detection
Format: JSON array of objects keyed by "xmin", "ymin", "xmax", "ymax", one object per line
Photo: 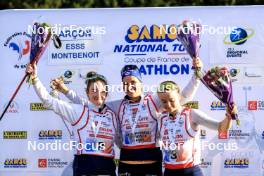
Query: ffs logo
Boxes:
[
  {"xmin": 4, "ymin": 32, "xmax": 31, "ymax": 69},
  {"xmin": 9, "ymin": 40, "xmax": 30, "ymax": 60}
]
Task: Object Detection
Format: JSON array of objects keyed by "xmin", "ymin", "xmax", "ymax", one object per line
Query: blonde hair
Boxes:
[{"xmin": 158, "ymin": 81, "xmax": 180, "ymax": 93}]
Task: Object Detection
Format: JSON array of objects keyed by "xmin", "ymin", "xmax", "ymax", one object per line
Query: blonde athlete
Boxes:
[{"xmin": 157, "ymin": 81, "xmax": 234, "ymax": 176}]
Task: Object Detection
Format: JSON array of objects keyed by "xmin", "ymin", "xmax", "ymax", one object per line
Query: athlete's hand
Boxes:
[
  {"xmin": 192, "ymin": 57, "xmax": 203, "ymax": 70},
  {"xmin": 26, "ymin": 63, "xmax": 37, "ymax": 79},
  {"xmin": 226, "ymin": 104, "xmax": 238, "ymax": 119},
  {"xmin": 50, "ymin": 77, "xmax": 69, "ymax": 94}
]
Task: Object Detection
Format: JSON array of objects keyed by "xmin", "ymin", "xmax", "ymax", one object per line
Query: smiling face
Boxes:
[
  {"xmin": 86, "ymin": 80, "xmax": 107, "ymax": 107},
  {"xmin": 122, "ymin": 76, "xmax": 142, "ymax": 99},
  {"xmin": 157, "ymin": 81, "xmax": 181, "ymax": 113},
  {"xmin": 158, "ymin": 89, "xmax": 181, "ymax": 113}
]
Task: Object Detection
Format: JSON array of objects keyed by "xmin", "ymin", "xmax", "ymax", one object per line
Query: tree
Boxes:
[{"xmin": 0, "ymin": 0, "xmax": 263, "ymax": 9}]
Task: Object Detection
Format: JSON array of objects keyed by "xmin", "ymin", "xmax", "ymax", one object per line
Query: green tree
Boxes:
[{"xmin": 0, "ymin": 0, "xmax": 263, "ymax": 9}]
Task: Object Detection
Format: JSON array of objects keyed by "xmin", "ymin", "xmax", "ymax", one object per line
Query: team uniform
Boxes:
[
  {"xmin": 158, "ymin": 108, "xmax": 221, "ymax": 176},
  {"xmin": 65, "ymin": 75, "xmax": 200, "ymax": 176},
  {"xmin": 117, "ymin": 94, "xmax": 163, "ymax": 175},
  {"xmin": 33, "ymin": 78, "xmax": 119, "ymax": 176}
]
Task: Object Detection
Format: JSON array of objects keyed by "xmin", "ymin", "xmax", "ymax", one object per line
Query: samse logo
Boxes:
[
  {"xmin": 4, "ymin": 158, "xmax": 27, "ymax": 168},
  {"xmin": 39, "ymin": 130, "xmax": 62, "ymax": 140},
  {"xmin": 125, "ymin": 25, "xmax": 178, "ymax": 43},
  {"xmin": 211, "ymin": 101, "xmax": 226, "ymax": 110},
  {"xmin": 114, "ymin": 24, "xmax": 186, "ymax": 55},
  {"xmin": 224, "ymin": 158, "xmax": 249, "ymax": 168}
]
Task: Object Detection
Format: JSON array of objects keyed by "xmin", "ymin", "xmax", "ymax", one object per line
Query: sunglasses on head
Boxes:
[
  {"xmin": 85, "ymin": 74, "xmax": 107, "ymax": 85},
  {"xmin": 121, "ymin": 65, "xmax": 139, "ymax": 75}
]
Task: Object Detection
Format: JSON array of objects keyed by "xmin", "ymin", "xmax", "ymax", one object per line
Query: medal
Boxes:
[
  {"xmin": 125, "ymin": 98, "xmax": 145, "ymax": 143},
  {"xmin": 168, "ymin": 118, "xmax": 176, "ymax": 144}
]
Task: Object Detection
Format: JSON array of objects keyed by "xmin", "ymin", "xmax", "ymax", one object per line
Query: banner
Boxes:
[{"xmin": 0, "ymin": 6, "xmax": 264, "ymax": 176}]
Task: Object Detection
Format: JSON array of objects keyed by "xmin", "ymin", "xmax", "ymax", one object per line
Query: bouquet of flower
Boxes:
[
  {"xmin": 0, "ymin": 22, "xmax": 61, "ymax": 121},
  {"xmin": 27, "ymin": 22, "xmax": 61, "ymax": 84},
  {"xmin": 177, "ymin": 20, "xmax": 201, "ymax": 60},
  {"xmin": 27, "ymin": 22, "xmax": 52, "ymax": 84},
  {"xmin": 202, "ymin": 66, "xmax": 239, "ymax": 124},
  {"xmin": 177, "ymin": 20, "xmax": 239, "ymax": 125}
]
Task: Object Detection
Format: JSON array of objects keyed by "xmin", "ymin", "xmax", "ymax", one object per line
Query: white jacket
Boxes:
[{"xmin": 33, "ymin": 78, "xmax": 119, "ymax": 157}]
